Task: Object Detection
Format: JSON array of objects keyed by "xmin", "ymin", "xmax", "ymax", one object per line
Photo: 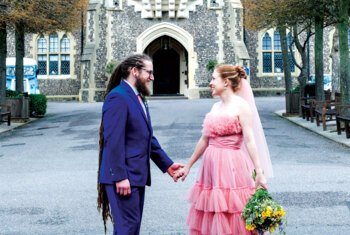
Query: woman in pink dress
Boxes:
[{"xmin": 175, "ymin": 64, "xmax": 273, "ymax": 235}]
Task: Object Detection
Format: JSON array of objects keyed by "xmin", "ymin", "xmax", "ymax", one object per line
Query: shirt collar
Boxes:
[{"xmin": 123, "ymin": 79, "xmax": 139, "ymax": 96}]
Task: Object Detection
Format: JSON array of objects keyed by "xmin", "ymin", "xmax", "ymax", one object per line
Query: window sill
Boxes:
[{"xmin": 38, "ymin": 75, "xmax": 73, "ymax": 79}]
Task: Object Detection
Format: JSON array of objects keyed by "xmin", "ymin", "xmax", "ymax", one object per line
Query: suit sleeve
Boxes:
[
  {"xmin": 150, "ymin": 136, "xmax": 174, "ymax": 173},
  {"xmin": 103, "ymin": 94, "xmax": 128, "ymax": 182}
]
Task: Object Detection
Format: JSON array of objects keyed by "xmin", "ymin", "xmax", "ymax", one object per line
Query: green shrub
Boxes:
[
  {"xmin": 29, "ymin": 94, "xmax": 47, "ymax": 117},
  {"xmin": 206, "ymin": 59, "xmax": 218, "ymax": 72},
  {"xmin": 6, "ymin": 89, "xmax": 23, "ymax": 98},
  {"xmin": 105, "ymin": 59, "xmax": 119, "ymax": 75}
]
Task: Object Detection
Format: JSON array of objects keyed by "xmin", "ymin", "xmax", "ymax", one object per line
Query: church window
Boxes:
[
  {"xmin": 262, "ymin": 33, "xmax": 272, "ymax": 72},
  {"xmin": 262, "ymin": 30, "xmax": 295, "ymax": 74},
  {"xmin": 36, "ymin": 33, "xmax": 72, "ymax": 77}
]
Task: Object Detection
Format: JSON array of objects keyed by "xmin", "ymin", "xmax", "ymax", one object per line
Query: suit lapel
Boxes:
[{"xmin": 120, "ymin": 81, "xmax": 151, "ymax": 130}]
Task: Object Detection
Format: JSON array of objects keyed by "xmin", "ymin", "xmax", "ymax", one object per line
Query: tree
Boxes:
[
  {"xmin": 0, "ymin": 1, "xmax": 7, "ymax": 105},
  {"xmin": 314, "ymin": 10, "xmax": 325, "ymax": 101},
  {"xmin": 337, "ymin": 0, "xmax": 350, "ymax": 105},
  {"xmin": 244, "ymin": 0, "xmax": 343, "ymax": 102},
  {"xmin": 2, "ymin": 0, "xmax": 88, "ymax": 93}
]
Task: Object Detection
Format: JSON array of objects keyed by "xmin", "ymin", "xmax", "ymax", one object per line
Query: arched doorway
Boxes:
[
  {"xmin": 145, "ymin": 36, "xmax": 187, "ymax": 96},
  {"xmin": 137, "ymin": 22, "xmax": 197, "ymax": 98},
  {"xmin": 153, "ymin": 48, "xmax": 180, "ymax": 95}
]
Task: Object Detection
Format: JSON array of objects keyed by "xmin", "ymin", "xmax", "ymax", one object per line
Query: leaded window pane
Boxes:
[
  {"xmin": 274, "ymin": 31, "xmax": 281, "ymax": 50},
  {"xmin": 37, "ymin": 37, "xmax": 47, "ymax": 53},
  {"xmin": 49, "ymin": 33, "xmax": 59, "ymax": 53},
  {"xmin": 61, "ymin": 55, "xmax": 70, "ymax": 75},
  {"xmin": 274, "ymin": 52, "xmax": 283, "ymax": 73},
  {"xmin": 38, "ymin": 55, "xmax": 47, "ymax": 75},
  {"xmin": 263, "ymin": 52, "xmax": 272, "ymax": 73},
  {"xmin": 49, "ymin": 55, "xmax": 58, "ymax": 75},
  {"xmin": 262, "ymin": 33, "xmax": 271, "ymax": 50},
  {"xmin": 61, "ymin": 36, "xmax": 70, "ymax": 53}
]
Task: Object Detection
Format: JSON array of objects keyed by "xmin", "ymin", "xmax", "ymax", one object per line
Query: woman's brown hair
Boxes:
[
  {"xmin": 215, "ymin": 64, "xmax": 246, "ymax": 92},
  {"xmin": 97, "ymin": 54, "xmax": 151, "ymax": 233}
]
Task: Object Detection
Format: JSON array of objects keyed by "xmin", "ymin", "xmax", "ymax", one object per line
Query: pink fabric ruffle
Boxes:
[
  {"xmin": 187, "ymin": 112, "xmax": 257, "ymax": 234},
  {"xmin": 202, "ymin": 113, "xmax": 242, "ymax": 138},
  {"xmin": 187, "ymin": 206, "xmax": 253, "ymax": 235},
  {"xmin": 188, "ymin": 185, "xmax": 255, "ymax": 213}
]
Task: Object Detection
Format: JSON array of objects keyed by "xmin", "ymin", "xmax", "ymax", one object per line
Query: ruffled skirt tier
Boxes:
[{"xmin": 187, "ymin": 145, "xmax": 256, "ymax": 235}]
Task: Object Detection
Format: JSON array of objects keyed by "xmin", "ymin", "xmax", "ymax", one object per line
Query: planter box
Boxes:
[
  {"xmin": 285, "ymin": 92, "xmax": 300, "ymax": 114},
  {"xmin": 5, "ymin": 96, "xmax": 29, "ymax": 119}
]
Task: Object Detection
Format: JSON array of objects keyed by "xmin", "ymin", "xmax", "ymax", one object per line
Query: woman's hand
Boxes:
[
  {"xmin": 255, "ymin": 173, "xmax": 268, "ymax": 190},
  {"xmin": 173, "ymin": 165, "xmax": 190, "ymax": 182}
]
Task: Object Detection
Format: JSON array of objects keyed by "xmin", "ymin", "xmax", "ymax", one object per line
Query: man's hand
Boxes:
[
  {"xmin": 116, "ymin": 179, "xmax": 131, "ymax": 196},
  {"xmin": 172, "ymin": 165, "xmax": 190, "ymax": 182},
  {"xmin": 167, "ymin": 163, "xmax": 185, "ymax": 181}
]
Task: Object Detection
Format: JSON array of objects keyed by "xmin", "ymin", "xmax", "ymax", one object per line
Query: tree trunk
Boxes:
[
  {"xmin": 293, "ymin": 25, "xmax": 309, "ymax": 98},
  {"xmin": 0, "ymin": 22, "xmax": 6, "ymax": 105},
  {"xmin": 279, "ymin": 26, "xmax": 292, "ymax": 92},
  {"xmin": 15, "ymin": 22, "xmax": 24, "ymax": 92},
  {"xmin": 330, "ymin": 27, "xmax": 340, "ymax": 100},
  {"xmin": 338, "ymin": 0, "xmax": 350, "ymax": 105},
  {"xmin": 279, "ymin": 26, "xmax": 293, "ymax": 114},
  {"xmin": 314, "ymin": 14, "xmax": 325, "ymax": 101}
]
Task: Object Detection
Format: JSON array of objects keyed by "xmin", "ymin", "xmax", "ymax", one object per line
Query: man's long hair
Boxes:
[{"xmin": 97, "ymin": 54, "xmax": 152, "ymax": 233}]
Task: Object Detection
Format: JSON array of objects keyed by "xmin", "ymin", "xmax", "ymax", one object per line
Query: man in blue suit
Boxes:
[{"xmin": 97, "ymin": 54, "xmax": 183, "ymax": 235}]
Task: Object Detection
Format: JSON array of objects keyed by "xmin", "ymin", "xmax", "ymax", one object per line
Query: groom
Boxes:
[{"xmin": 98, "ymin": 54, "xmax": 183, "ymax": 235}]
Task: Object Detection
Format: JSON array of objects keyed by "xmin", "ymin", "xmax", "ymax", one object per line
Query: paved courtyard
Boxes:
[{"xmin": 0, "ymin": 97, "xmax": 349, "ymax": 234}]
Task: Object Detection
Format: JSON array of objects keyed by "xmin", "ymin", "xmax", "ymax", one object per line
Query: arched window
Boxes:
[
  {"xmin": 262, "ymin": 33, "xmax": 271, "ymax": 50},
  {"xmin": 36, "ymin": 32, "xmax": 72, "ymax": 77},
  {"xmin": 262, "ymin": 33, "xmax": 272, "ymax": 72},
  {"xmin": 49, "ymin": 33, "xmax": 59, "ymax": 53},
  {"xmin": 274, "ymin": 31, "xmax": 281, "ymax": 50},
  {"xmin": 261, "ymin": 29, "xmax": 295, "ymax": 74},
  {"xmin": 60, "ymin": 35, "xmax": 70, "ymax": 74},
  {"xmin": 37, "ymin": 36, "xmax": 47, "ymax": 75},
  {"xmin": 60, "ymin": 35, "xmax": 70, "ymax": 53},
  {"xmin": 37, "ymin": 37, "xmax": 47, "ymax": 53}
]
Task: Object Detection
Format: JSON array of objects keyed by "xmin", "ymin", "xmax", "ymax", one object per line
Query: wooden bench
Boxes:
[
  {"xmin": 300, "ymin": 84, "xmax": 316, "ymax": 121},
  {"xmin": 0, "ymin": 105, "xmax": 11, "ymax": 126},
  {"xmin": 301, "ymin": 97, "xmax": 316, "ymax": 122},
  {"xmin": 314, "ymin": 100, "xmax": 340, "ymax": 131},
  {"xmin": 336, "ymin": 105, "xmax": 350, "ymax": 138}
]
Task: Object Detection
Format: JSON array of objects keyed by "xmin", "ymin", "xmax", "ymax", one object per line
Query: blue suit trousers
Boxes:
[{"xmin": 105, "ymin": 184, "xmax": 145, "ymax": 235}]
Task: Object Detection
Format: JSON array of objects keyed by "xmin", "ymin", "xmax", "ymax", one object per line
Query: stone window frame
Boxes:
[
  {"xmin": 259, "ymin": 29, "xmax": 297, "ymax": 77},
  {"xmin": 35, "ymin": 32, "xmax": 75, "ymax": 79}
]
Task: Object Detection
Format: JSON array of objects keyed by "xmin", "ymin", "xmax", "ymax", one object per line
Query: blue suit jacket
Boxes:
[{"xmin": 99, "ymin": 80, "xmax": 173, "ymax": 186}]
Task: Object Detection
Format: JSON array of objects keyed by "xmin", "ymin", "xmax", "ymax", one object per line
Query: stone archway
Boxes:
[{"xmin": 137, "ymin": 22, "xmax": 197, "ymax": 98}]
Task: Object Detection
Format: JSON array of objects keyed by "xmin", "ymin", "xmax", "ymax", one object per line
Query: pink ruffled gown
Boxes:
[{"xmin": 187, "ymin": 113, "xmax": 256, "ymax": 235}]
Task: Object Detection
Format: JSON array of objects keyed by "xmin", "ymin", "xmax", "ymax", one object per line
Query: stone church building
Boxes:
[{"xmin": 6, "ymin": 0, "xmax": 339, "ymax": 101}]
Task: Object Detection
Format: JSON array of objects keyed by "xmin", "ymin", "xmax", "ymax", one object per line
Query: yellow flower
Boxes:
[
  {"xmin": 269, "ymin": 226, "xmax": 275, "ymax": 233},
  {"xmin": 263, "ymin": 207, "xmax": 272, "ymax": 217},
  {"xmin": 245, "ymin": 224, "xmax": 256, "ymax": 231}
]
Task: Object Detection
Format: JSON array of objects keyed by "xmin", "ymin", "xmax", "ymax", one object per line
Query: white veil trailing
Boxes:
[{"xmin": 237, "ymin": 78, "xmax": 274, "ymax": 178}]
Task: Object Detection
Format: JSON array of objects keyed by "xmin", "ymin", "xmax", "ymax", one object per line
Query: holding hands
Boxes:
[
  {"xmin": 172, "ymin": 165, "xmax": 190, "ymax": 182},
  {"xmin": 167, "ymin": 162, "xmax": 185, "ymax": 181}
]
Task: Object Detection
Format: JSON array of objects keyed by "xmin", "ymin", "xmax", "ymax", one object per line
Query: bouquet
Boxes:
[{"xmin": 242, "ymin": 172, "xmax": 286, "ymax": 234}]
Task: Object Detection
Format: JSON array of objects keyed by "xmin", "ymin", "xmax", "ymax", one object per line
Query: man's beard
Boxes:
[{"xmin": 135, "ymin": 76, "xmax": 151, "ymax": 96}]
